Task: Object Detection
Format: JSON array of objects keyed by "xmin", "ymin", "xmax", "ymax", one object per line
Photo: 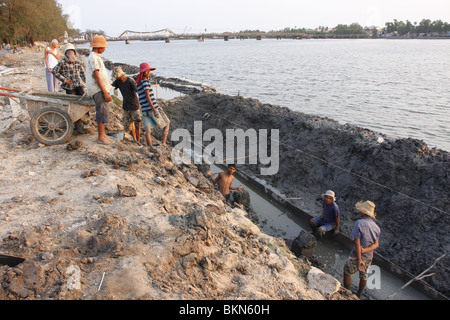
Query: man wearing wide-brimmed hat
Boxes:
[
  {"xmin": 309, "ymin": 190, "xmax": 340, "ymax": 237},
  {"xmin": 343, "ymin": 200, "xmax": 381, "ymax": 298},
  {"xmin": 85, "ymin": 35, "xmax": 114, "ymax": 145}
]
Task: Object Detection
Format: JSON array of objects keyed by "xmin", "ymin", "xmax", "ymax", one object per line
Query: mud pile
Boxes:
[{"xmin": 161, "ymin": 92, "xmax": 449, "ymax": 297}]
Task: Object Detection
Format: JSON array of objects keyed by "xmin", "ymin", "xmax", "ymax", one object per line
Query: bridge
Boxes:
[
  {"xmin": 112, "ymin": 29, "xmax": 370, "ymax": 42},
  {"xmin": 117, "ymin": 29, "xmax": 177, "ymax": 40}
]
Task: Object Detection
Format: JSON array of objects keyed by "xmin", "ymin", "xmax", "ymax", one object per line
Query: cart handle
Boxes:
[
  {"xmin": 0, "ymin": 87, "xmax": 21, "ymax": 92},
  {"xmin": 0, "ymin": 87, "xmax": 26, "ymax": 98}
]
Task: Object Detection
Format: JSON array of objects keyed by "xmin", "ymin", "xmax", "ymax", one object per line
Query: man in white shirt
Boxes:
[
  {"xmin": 45, "ymin": 39, "xmax": 60, "ymax": 92},
  {"xmin": 86, "ymin": 35, "xmax": 114, "ymax": 145}
]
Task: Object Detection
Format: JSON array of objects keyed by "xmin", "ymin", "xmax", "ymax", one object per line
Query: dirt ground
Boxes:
[{"xmin": 0, "ymin": 47, "xmax": 357, "ymax": 300}]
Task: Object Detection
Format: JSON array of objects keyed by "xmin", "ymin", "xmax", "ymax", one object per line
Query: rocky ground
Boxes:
[
  {"xmin": 0, "ymin": 47, "xmax": 356, "ymax": 301},
  {"xmin": 161, "ymin": 93, "xmax": 449, "ymax": 298}
]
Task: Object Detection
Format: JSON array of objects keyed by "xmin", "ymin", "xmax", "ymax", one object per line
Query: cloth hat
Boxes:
[
  {"xmin": 137, "ymin": 62, "xmax": 156, "ymax": 83},
  {"xmin": 322, "ymin": 190, "xmax": 336, "ymax": 201},
  {"xmin": 90, "ymin": 35, "xmax": 109, "ymax": 48},
  {"xmin": 139, "ymin": 62, "xmax": 156, "ymax": 73},
  {"xmin": 355, "ymin": 201, "xmax": 376, "ymax": 218},
  {"xmin": 115, "ymin": 67, "xmax": 126, "ymax": 78},
  {"xmin": 64, "ymin": 43, "xmax": 76, "ymax": 53}
]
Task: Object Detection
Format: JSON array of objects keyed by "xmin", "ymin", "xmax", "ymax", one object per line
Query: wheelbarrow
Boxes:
[{"xmin": 0, "ymin": 87, "xmax": 95, "ymax": 145}]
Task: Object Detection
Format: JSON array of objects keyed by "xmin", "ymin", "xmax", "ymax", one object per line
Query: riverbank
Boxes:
[
  {"xmin": 0, "ymin": 48, "xmax": 358, "ymax": 301},
  {"xmin": 161, "ymin": 92, "xmax": 449, "ymax": 298}
]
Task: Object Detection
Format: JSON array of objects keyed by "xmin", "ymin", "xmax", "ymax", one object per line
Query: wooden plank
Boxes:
[
  {"xmin": 14, "ymin": 93, "xmax": 71, "ymax": 106},
  {"xmin": 9, "ymin": 97, "xmax": 25, "ymax": 118},
  {"xmin": 0, "ymin": 118, "xmax": 15, "ymax": 133}
]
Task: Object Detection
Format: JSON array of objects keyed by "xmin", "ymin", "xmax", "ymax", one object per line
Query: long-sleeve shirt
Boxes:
[{"xmin": 52, "ymin": 59, "xmax": 86, "ymax": 91}]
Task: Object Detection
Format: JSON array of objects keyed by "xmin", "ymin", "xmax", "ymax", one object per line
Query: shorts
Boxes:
[
  {"xmin": 310, "ymin": 217, "xmax": 336, "ymax": 232},
  {"xmin": 142, "ymin": 108, "xmax": 170, "ymax": 131},
  {"xmin": 93, "ymin": 91, "xmax": 112, "ymax": 124},
  {"xmin": 123, "ymin": 109, "xmax": 142, "ymax": 131},
  {"xmin": 343, "ymin": 258, "xmax": 372, "ymax": 280}
]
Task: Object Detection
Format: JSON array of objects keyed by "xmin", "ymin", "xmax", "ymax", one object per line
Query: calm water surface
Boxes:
[{"xmin": 93, "ymin": 39, "xmax": 450, "ymax": 151}]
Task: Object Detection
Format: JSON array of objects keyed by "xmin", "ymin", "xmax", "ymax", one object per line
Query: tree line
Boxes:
[
  {"xmin": 264, "ymin": 23, "xmax": 365, "ymax": 35},
  {"xmin": 385, "ymin": 19, "xmax": 450, "ymax": 36},
  {"xmin": 0, "ymin": 0, "xmax": 74, "ymax": 45},
  {"xmin": 266, "ymin": 19, "xmax": 450, "ymax": 36}
]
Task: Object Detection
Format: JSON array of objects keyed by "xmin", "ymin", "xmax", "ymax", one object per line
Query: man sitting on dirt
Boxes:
[
  {"xmin": 309, "ymin": 190, "xmax": 340, "ymax": 237},
  {"xmin": 207, "ymin": 165, "xmax": 244, "ymax": 203}
]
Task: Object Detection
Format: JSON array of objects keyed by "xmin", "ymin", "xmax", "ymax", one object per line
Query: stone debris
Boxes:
[{"xmin": 307, "ymin": 267, "xmax": 341, "ymax": 299}]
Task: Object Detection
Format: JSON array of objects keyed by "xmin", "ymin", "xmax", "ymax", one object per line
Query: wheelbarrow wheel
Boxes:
[{"xmin": 30, "ymin": 107, "xmax": 74, "ymax": 145}]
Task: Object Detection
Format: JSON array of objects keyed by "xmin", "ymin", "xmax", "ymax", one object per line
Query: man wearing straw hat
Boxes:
[
  {"xmin": 309, "ymin": 190, "xmax": 340, "ymax": 237},
  {"xmin": 343, "ymin": 200, "xmax": 381, "ymax": 298}
]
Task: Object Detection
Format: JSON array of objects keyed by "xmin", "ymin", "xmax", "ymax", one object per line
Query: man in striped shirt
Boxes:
[{"xmin": 136, "ymin": 62, "xmax": 170, "ymax": 146}]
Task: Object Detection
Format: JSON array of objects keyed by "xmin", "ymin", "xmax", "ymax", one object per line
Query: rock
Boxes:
[
  {"xmin": 66, "ymin": 140, "xmax": 83, "ymax": 151},
  {"xmin": 206, "ymin": 204, "xmax": 226, "ymax": 216},
  {"xmin": 307, "ymin": 266, "xmax": 341, "ymax": 298},
  {"xmin": 40, "ymin": 252, "xmax": 53, "ymax": 261},
  {"xmin": 117, "ymin": 185, "xmax": 137, "ymax": 197},
  {"xmin": 291, "ymin": 230, "xmax": 317, "ymax": 257},
  {"xmin": 187, "ymin": 176, "xmax": 199, "ymax": 187},
  {"xmin": 232, "ymin": 190, "xmax": 251, "ymax": 207},
  {"xmin": 66, "ymin": 265, "xmax": 81, "ymax": 291},
  {"xmin": 82, "ymin": 169, "xmax": 102, "ymax": 178}
]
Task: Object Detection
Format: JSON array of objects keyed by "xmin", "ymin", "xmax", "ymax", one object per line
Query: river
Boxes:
[{"xmin": 83, "ymin": 38, "xmax": 450, "ymax": 152}]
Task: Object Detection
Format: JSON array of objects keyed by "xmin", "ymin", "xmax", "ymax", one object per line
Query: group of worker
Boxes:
[{"xmin": 44, "ymin": 35, "xmax": 170, "ymax": 146}]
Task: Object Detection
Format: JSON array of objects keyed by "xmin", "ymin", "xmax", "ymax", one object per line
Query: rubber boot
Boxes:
[{"xmin": 357, "ymin": 286, "xmax": 366, "ymax": 298}]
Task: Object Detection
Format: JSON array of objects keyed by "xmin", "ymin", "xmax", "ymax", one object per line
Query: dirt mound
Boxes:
[{"xmin": 161, "ymin": 92, "xmax": 449, "ymax": 297}]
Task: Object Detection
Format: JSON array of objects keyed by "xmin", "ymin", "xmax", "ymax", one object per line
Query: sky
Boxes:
[{"xmin": 57, "ymin": 0, "xmax": 450, "ymax": 37}]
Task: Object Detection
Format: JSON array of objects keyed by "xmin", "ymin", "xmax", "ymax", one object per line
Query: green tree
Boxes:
[
  {"xmin": 0, "ymin": 0, "xmax": 71, "ymax": 45},
  {"xmin": 333, "ymin": 23, "xmax": 364, "ymax": 35},
  {"xmin": 417, "ymin": 19, "xmax": 432, "ymax": 34}
]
